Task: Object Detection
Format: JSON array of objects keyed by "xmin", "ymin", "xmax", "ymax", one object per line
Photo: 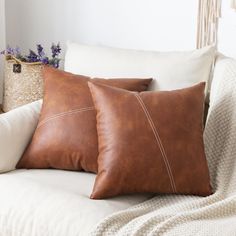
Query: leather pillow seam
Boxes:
[
  {"xmin": 134, "ymin": 92, "xmax": 177, "ymax": 193},
  {"xmin": 37, "ymin": 106, "xmax": 95, "ymax": 129}
]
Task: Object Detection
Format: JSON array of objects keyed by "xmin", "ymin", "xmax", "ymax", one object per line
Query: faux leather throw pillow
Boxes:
[
  {"xmin": 17, "ymin": 67, "xmax": 152, "ymax": 172},
  {"xmin": 88, "ymin": 82, "xmax": 212, "ymax": 199}
]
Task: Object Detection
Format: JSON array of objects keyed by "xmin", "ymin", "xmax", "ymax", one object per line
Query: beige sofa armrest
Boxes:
[
  {"xmin": 210, "ymin": 55, "xmax": 236, "ymax": 107},
  {"xmin": 0, "ymin": 100, "xmax": 42, "ymax": 173}
]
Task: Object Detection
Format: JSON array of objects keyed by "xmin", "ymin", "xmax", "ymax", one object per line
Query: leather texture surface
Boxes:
[
  {"xmin": 88, "ymin": 82, "xmax": 212, "ymax": 199},
  {"xmin": 16, "ymin": 67, "xmax": 152, "ymax": 172}
]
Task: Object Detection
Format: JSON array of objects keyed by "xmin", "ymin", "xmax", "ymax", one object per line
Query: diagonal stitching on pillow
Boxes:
[
  {"xmin": 134, "ymin": 93, "xmax": 177, "ymax": 193},
  {"xmin": 37, "ymin": 107, "xmax": 95, "ymax": 129}
]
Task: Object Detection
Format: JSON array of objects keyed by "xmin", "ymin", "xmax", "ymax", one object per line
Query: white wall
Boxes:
[
  {"xmin": 218, "ymin": 0, "xmax": 236, "ymax": 58},
  {"xmin": 3, "ymin": 0, "xmax": 236, "ymax": 73},
  {"xmin": 2, "ymin": 0, "xmax": 200, "ymax": 102},
  {"xmin": 5, "ymin": 0, "xmax": 198, "ymax": 53},
  {"xmin": 0, "ymin": 0, "xmax": 5, "ymax": 103},
  {"xmin": 1, "ymin": 0, "xmax": 235, "ymax": 105}
]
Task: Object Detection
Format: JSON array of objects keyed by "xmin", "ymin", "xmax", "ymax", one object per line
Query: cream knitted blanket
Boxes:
[{"xmin": 90, "ymin": 57, "xmax": 236, "ymax": 236}]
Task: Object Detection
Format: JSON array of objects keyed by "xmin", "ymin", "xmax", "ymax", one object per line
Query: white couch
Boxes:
[{"xmin": 0, "ymin": 44, "xmax": 232, "ymax": 236}]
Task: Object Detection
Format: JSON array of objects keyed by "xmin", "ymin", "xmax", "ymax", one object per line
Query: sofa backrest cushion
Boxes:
[{"xmin": 65, "ymin": 42, "xmax": 215, "ymax": 91}]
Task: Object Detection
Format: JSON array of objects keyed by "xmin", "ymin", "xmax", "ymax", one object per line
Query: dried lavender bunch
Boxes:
[
  {"xmin": 27, "ymin": 50, "xmax": 39, "ymax": 62},
  {"xmin": 37, "ymin": 44, "xmax": 44, "ymax": 57},
  {"xmin": 1, "ymin": 46, "xmax": 21, "ymax": 58},
  {"xmin": 0, "ymin": 43, "xmax": 62, "ymax": 68}
]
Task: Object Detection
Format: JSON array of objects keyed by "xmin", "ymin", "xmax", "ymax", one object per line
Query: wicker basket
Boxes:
[{"xmin": 3, "ymin": 56, "xmax": 44, "ymax": 112}]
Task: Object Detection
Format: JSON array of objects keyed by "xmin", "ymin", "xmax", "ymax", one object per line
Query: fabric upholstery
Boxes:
[
  {"xmin": 65, "ymin": 42, "xmax": 215, "ymax": 92},
  {"xmin": 0, "ymin": 169, "xmax": 151, "ymax": 236},
  {"xmin": 0, "ymin": 100, "xmax": 42, "ymax": 173}
]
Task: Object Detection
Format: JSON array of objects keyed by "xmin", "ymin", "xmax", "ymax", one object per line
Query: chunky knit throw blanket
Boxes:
[{"xmin": 90, "ymin": 57, "xmax": 236, "ymax": 236}]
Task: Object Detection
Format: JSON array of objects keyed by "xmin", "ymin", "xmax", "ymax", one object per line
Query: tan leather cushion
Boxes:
[
  {"xmin": 17, "ymin": 67, "xmax": 152, "ymax": 172},
  {"xmin": 88, "ymin": 82, "xmax": 212, "ymax": 199}
]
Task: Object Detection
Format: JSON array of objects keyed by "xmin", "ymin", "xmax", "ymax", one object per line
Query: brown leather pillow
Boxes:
[
  {"xmin": 16, "ymin": 66, "xmax": 152, "ymax": 172},
  {"xmin": 88, "ymin": 82, "xmax": 212, "ymax": 199}
]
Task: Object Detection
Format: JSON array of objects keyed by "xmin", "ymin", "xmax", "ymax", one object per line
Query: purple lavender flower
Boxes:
[
  {"xmin": 40, "ymin": 57, "xmax": 49, "ymax": 65},
  {"xmin": 51, "ymin": 43, "xmax": 61, "ymax": 58},
  {"xmin": 37, "ymin": 44, "xmax": 43, "ymax": 53},
  {"xmin": 1, "ymin": 46, "xmax": 21, "ymax": 58},
  {"xmin": 1, "ymin": 43, "xmax": 61, "ymax": 68},
  {"xmin": 27, "ymin": 50, "xmax": 39, "ymax": 62},
  {"xmin": 37, "ymin": 44, "xmax": 45, "ymax": 58},
  {"xmin": 14, "ymin": 46, "xmax": 21, "ymax": 56},
  {"xmin": 6, "ymin": 46, "xmax": 14, "ymax": 55}
]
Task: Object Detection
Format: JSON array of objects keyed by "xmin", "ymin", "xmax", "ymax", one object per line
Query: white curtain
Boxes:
[
  {"xmin": 0, "ymin": 0, "xmax": 6, "ymax": 103},
  {"xmin": 197, "ymin": 0, "xmax": 222, "ymax": 48},
  {"xmin": 231, "ymin": 0, "xmax": 236, "ymax": 10}
]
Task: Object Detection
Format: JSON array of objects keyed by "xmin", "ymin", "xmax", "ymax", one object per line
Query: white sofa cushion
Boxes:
[
  {"xmin": 0, "ymin": 100, "xmax": 42, "ymax": 173},
  {"xmin": 0, "ymin": 169, "xmax": 151, "ymax": 236},
  {"xmin": 65, "ymin": 42, "xmax": 215, "ymax": 91}
]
